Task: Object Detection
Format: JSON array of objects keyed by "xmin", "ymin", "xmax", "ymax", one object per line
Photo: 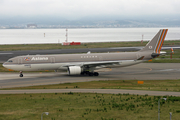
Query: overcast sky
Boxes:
[{"xmin": 0, "ymin": 0, "xmax": 180, "ymax": 20}]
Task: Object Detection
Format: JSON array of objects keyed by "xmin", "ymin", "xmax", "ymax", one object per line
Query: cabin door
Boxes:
[
  {"xmin": 136, "ymin": 54, "xmax": 141, "ymax": 59},
  {"xmin": 18, "ymin": 58, "xmax": 22, "ymax": 64},
  {"xmin": 51, "ymin": 57, "xmax": 55, "ymax": 63},
  {"xmin": 99, "ymin": 56, "xmax": 103, "ymax": 61}
]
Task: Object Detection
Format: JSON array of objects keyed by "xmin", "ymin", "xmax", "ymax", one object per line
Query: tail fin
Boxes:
[{"xmin": 139, "ymin": 29, "xmax": 168, "ymax": 53}]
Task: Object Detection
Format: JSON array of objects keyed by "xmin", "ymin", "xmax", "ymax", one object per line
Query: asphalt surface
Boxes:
[
  {"xmin": 1, "ymin": 63, "xmax": 180, "ymax": 89},
  {"xmin": 1, "ymin": 63, "xmax": 180, "ymax": 96}
]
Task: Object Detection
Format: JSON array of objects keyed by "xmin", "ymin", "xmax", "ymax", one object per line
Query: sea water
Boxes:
[{"xmin": 0, "ymin": 28, "xmax": 180, "ymax": 44}]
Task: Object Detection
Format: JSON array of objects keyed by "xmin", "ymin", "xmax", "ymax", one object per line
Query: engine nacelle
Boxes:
[{"xmin": 68, "ymin": 66, "xmax": 82, "ymax": 75}]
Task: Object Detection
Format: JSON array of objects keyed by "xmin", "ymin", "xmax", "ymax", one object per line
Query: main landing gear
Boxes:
[
  {"xmin": 19, "ymin": 71, "xmax": 23, "ymax": 77},
  {"xmin": 81, "ymin": 71, "xmax": 99, "ymax": 76}
]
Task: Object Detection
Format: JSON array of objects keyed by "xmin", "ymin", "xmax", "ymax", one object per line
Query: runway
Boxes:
[{"xmin": 1, "ymin": 63, "xmax": 180, "ymax": 89}]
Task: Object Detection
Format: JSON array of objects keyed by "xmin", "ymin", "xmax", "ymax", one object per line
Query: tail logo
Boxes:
[
  {"xmin": 155, "ymin": 29, "xmax": 168, "ymax": 53},
  {"xmin": 24, "ymin": 57, "xmax": 30, "ymax": 61},
  {"xmin": 139, "ymin": 29, "xmax": 168, "ymax": 53}
]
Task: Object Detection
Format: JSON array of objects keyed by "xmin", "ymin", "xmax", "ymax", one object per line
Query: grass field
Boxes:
[
  {"xmin": 0, "ymin": 40, "xmax": 180, "ymax": 51},
  {"xmin": 0, "ymin": 41, "xmax": 148, "ymax": 51},
  {"xmin": 2, "ymin": 80, "xmax": 180, "ymax": 92},
  {"xmin": 0, "ymin": 93, "xmax": 180, "ymax": 120}
]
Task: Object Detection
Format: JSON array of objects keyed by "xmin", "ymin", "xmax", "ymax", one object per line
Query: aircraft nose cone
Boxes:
[{"xmin": 2, "ymin": 63, "xmax": 7, "ymax": 68}]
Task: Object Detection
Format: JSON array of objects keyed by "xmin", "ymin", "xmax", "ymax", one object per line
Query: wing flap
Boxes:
[
  {"xmin": 83, "ymin": 61, "xmax": 120, "ymax": 68},
  {"xmin": 62, "ymin": 60, "xmax": 136, "ymax": 68},
  {"xmin": 62, "ymin": 61, "xmax": 122, "ymax": 68}
]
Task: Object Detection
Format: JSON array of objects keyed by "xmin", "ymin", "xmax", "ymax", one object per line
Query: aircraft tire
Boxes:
[
  {"xmin": 81, "ymin": 72, "xmax": 85, "ymax": 75},
  {"xmin": 19, "ymin": 74, "xmax": 23, "ymax": 77},
  {"xmin": 94, "ymin": 72, "xmax": 99, "ymax": 76},
  {"xmin": 89, "ymin": 72, "xmax": 94, "ymax": 76}
]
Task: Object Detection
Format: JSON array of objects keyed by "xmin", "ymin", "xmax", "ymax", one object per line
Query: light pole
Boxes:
[
  {"xmin": 158, "ymin": 98, "xmax": 167, "ymax": 120},
  {"xmin": 169, "ymin": 112, "xmax": 172, "ymax": 120},
  {"xmin": 41, "ymin": 112, "xmax": 49, "ymax": 120}
]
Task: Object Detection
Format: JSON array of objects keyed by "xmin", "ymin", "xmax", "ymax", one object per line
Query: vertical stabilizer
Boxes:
[{"xmin": 139, "ymin": 29, "xmax": 168, "ymax": 53}]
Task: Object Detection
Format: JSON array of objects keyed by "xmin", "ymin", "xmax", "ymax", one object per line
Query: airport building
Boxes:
[{"xmin": 27, "ymin": 24, "xmax": 37, "ymax": 28}]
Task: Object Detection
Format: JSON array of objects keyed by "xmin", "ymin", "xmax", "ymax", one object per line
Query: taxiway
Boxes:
[{"xmin": 0, "ymin": 63, "xmax": 180, "ymax": 89}]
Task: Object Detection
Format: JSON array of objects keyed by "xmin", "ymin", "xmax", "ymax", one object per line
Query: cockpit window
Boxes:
[{"xmin": 7, "ymin": 60, "xmax": 13, "ymax": 62}]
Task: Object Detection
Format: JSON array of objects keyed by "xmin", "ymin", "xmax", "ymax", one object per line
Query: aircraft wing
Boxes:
[
  {"xmin": 82, "ymin": 61, "xmax": 122, "ymax": 68},
  {"xmin": 62, "ymin": 55, "xmax": 145, "ymax": 68},
  {"xmin": 62, "ymin": 58, "xmax": 144, "ymax": 69},
  {"xmin": 63, "ymin": 61, "xmax": 121, "ymax": 68}
]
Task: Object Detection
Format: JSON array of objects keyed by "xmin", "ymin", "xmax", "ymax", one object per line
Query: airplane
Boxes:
[{"xmin": 3, "ymin": 29, "xmax": 168, "ymax": 77}]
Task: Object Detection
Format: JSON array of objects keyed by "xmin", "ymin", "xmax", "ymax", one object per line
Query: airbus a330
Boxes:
[{"xmin": 3, "ymin": 29, "xmax": 168, "ymax": 77}]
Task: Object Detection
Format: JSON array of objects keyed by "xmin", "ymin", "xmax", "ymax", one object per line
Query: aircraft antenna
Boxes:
[{"xmin": 141, "ymin": 34, "xmax": 144, "ymax": 44}]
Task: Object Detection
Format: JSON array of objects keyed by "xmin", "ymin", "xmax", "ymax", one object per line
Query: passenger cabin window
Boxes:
[
  {"xmin": 7, "ymin": 60, "xmax": 13, "ymax": 62},
  {"xmin": 80, "ymin": 56, "xmax": 98, "ymax": 58}
]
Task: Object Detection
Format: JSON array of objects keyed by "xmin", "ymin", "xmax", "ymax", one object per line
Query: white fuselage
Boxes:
[{"xmin": 3, "ymin": 52, "xmax": 150, "ymax": 72}]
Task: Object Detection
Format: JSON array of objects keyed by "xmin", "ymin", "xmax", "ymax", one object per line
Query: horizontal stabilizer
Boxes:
[{"xmin": 137, "ymin": 56, "xmax": 144, "ymax": 60}]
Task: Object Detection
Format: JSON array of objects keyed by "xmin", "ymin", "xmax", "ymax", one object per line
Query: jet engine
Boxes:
[{"xmin": 68, "ymin": 66, "xmax": 82, "ymax": 75}]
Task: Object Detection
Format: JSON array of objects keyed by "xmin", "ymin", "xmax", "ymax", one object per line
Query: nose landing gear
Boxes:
[{"xmin": 19, "ymin": 71, "xmax": 23, "ymax": 77}]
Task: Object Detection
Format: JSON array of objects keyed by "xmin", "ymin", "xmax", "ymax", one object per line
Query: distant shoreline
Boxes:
[{"xmin": 1, "ymin": 27, "xmax": 180, "ymax": 29}]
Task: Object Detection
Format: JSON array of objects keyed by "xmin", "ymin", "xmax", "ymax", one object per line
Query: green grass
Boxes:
[
  {"xmin": 147, "ymin": 59, "xmax": 180, "ymax": 63},
  {"xmin": 0, "ymin": 42, "xmax": 148, "ymax": 51},
  {"xmin": 0, "ymin": 40, "xmax": 180, "ymax": 51},
  {"xmin": 0, "ymin": 93, "xmax": 180, "ymax": 120},
  {"xmin": 2, "ymin": 80, "xmax": 180, "ymax": 92},
  {"xmin": 0, "ymin": 64, "xmax": 10, "ymax": 72}
]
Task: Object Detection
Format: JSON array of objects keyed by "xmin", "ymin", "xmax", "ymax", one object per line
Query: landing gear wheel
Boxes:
[
  {"xmin": 89, "ymin": 72, "xmax": 94, "ymax": 76},
  {"xmin": 81, "ymin": 72, "xmax": 86, "ymax": 75},
  {"xmin": 19, "ymin": 74, "xmax": 23, "ymax": 77},
  {"xmin": 19, "ymin": 71, "xmax": 23, "ymax": 77},
  {"xmin": 94, "ymin": 72, "xmax": 99, "ymax": 76}
]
